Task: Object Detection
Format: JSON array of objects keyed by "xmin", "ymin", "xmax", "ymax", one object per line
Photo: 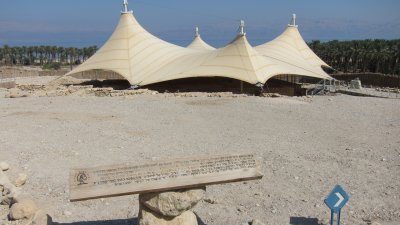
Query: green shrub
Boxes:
[{"xmin": 42, "ymin": 62, "xmax": 61, "ymax": 70}]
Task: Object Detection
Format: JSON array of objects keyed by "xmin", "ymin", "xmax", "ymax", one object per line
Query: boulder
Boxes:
[
  {"xmin": 15, "ymin": 173, "xmax": 28, "ymax": 187},
  {"xmin": 0, "ymin": 162, "xmax": 9, "ymax": 171},
  {"xmin": 139, "ymin": 205, "xmax": 198, "ymax": 225},
  {"xmin": 139, "ymin": 188, "xmax": 205, "ymax": 217},
  {"xmin": 8, "ymin": 88, "xmax": 20, "ymax": 98},
  {"xmin": 0, "ymin": 170, "xmax": 21, "ymax": 205},
  {"xmin": 9, "ymin": 198, "xmax": 39, "ymax": 220},
  {"xmin": 1, "ymin": 186, "xmax": 22, "ymax": 205},
  {"xmin": 30, "ymin": 210, "xmax": 53, "ymax": 225}
]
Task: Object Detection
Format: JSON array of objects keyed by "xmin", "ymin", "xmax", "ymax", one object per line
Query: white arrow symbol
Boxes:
[{"xmin": 334, "ymin": 192, "xmax": 344, "ymax": 207}]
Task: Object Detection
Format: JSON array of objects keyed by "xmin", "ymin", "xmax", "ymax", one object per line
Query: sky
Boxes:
[{"xmin": 0, "ymin": 0, "xmax": 399, "ymax": 47}]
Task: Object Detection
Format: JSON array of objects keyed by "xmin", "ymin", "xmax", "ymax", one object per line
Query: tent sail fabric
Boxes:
[
  {"xmin": 255, "ymin": 25, "xmax": 331, "ymax": 80},
  {"xmin": 187, "ymin": 35, "xmax": 215, "ymax": 51},
  {"xmin": 67, "ymin": 9, "xmax": 332, "ymax": 87},
  {"xmin": 187, "ymin": 28, "xmax": 215, "ymax": 51}
]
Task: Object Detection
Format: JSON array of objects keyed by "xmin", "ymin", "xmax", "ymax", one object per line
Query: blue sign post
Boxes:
[{"xmin": 324, "ymin": 185, "xmax": 349, "ymax": 225}]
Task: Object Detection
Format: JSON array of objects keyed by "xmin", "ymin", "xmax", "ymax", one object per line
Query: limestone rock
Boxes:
[
  {"xmin": 63, "ymin": 210, "xmax": 72, "ymax": 216},
  {"xmin": 350, "ymin": 79, "xmax": 362, "ymax": 89},
  {"xmin": 203, "ymin": 197, "xmax": 218, "ymax": 204},
  {"xmin": 8, "ymin": 88, "xmax": 28, "ymax": 98},
  {"xmin": 0, "ymin": 171, "xmax": 21, "ymax": 205},
  {"xmin": 9, "ymin": 198, "xmax": 39, "ymax": 220},
  {"xmin": 30, "ymin": 210, "xmax": 53, "ymax": 225},
  {"xmin": 139, "ymin": 205, "xmax": 198, "ymax": 225},
  {"xmin": 15, "ymin": 173, "xmax": 28, "ymax": 187},
  {"xmin": 8, "ymin": 88, "xmax": 20, "ymax": 98},
  {"xmin": 271, "ymin": 93, "xmax": 282, "ymax": 98},
  {"xmin": 0, "ymin": 189, "xmax": 21, "ymax": 205},
  {"xmin": 251, "ymin": 219, "xmax": 265, "ymax": 225},
  {"xmin": 140, "ymin": 188, "xmax": 205, "ymax": 217},
  {"xmin": 0, "ymin": 162, "xmax": 9, "ymax": 171},
  {"xmin": 370, "ymin": 222, "xmax": 382, "ymax": 225}
]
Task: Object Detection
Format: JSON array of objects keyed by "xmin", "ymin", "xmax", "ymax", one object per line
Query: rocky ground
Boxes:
[{"xmin": 0, "ymin": 76, "xmax": 399, "ymax": 225}]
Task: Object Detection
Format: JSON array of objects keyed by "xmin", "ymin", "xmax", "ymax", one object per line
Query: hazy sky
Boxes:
[{"xmin": 1, "ymin": 0, "xmax": 399, "ymax": 47}]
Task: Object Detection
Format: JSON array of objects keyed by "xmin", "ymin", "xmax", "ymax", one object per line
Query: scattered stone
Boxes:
[
  {"xmin": 9, "ymin": 198, "xmax": 38, "ymax": 220},
  {"xmin": 318, "ymin": 218, "xmax": 330, "ymax": 225},
  {"xmin": 251, "ymin": 219, "xmax": 266, "ymax": 225},
  {"xmin": 30, "ymin": 210, "xmax": 53, "ymax": 225},
  {"xmin": 370, "ymin": 222, "xmax": 382, "ymax": 225},
  {"xmin": 0, "ymin": 162, "xmax": 9, "ymax": 171},
  {"xmin": 8, "ymin": 88, "xmax": 20, "ymax": 98},
  {"xmin": 0, "ymin": 171, "xmax": 22, "ymax": 205},
  {"xmin": 139, "ymin": 205, "xmax": 198, "ymax": 225},
  {"xmin": 140, "ymin": 188, "xmax": 205, "ymax": 217},
  {"xmin": 203, "ymin": 197, "xmax": 217, "ymax": 204},
  {"xmin": 15, "ymin": 173, "xmax": 28, "ymax": 187},
  {"xmin": 63, "ymin": 210, "xmax": 72, "ymax": 216},
  {"xmin": 8, "ymin": 88, "xmax": 29, "ymax": 98},
  {"xmin": 271, "ymin": 93, "xmax": 282, "ymax": 98}
]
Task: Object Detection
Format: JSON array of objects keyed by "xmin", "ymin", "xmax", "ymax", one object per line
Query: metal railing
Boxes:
[{"xmin": 306, "ymin": 79, "xmax": 336, "ymax": 96}]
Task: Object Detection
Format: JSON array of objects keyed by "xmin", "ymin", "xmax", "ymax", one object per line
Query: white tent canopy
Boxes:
[
  {"xmin": 187, "ymin": 27, "xmax": 215, "ymax": 51},
  {"xmin": 255, "ymin": 15, "xmax": 331, "ymax": 80},
  {"xmin": 67, "ymin": 2, "xmax": 332, "ymax": 87}
]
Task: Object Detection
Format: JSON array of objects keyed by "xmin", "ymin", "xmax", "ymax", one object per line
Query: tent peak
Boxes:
[
  {"xmin": 288, "ymin": 13, "xmax": 298, "ymax": 28},
  {"xmin": 121, "ymin": 0, "xmax": 133, "ymax": 14},
  {"xmin": 238, "ymin": 20, "xmax": 246, "ymax": 36}
]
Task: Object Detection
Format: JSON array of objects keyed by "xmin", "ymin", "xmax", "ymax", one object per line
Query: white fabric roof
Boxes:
[
  {"xmin": 67, "ymin": 11, "xmax": 332, "ymax": 86},
  {"xmin": 255, "ymin": 26, "xmax": 331, "ymax": 80},
  {"xmin": 187, "ymin": 30, "xmax": 216, "ymax": 51}
]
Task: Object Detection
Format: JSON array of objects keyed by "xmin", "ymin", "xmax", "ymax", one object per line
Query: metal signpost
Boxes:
[{"xmin": 324, "ymin": 185, "xmax": 349, "ymax": 225}]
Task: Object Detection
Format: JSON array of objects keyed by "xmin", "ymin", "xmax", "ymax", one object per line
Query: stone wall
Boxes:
[
  {"xmin": 0, "ymin": 66, "xmax": 69, "ymax": 79},
  {"xmin": 0, "ymin": 81, "xmax": 16, "ymax": 89},
  {"xmin": 332, "ymin": 73, "xmax": 400, "ymax": 88}
]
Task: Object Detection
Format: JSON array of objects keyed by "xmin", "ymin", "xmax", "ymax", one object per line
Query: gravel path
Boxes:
[{"xmin": 0, "ymin": 92, "xmax": 399, "ymax": 225}]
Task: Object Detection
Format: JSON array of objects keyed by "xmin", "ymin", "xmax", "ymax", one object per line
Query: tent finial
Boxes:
[
  {"xmin": 288, "ymin": 13, "xmax": 298, "ymax": 27},
  {"xmin": 122, "ymin": 0, "xmax": 133, "ymax": 14},
  {"xmin": 239, "ymin": 20, "xmax": 246, "ymax": 36},
  {"xmin": 195, "ymin": 26, "xmax": 200, "ymax": 37}
]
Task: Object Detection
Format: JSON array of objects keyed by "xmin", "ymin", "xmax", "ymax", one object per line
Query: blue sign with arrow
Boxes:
[{"xmin": 324, "ymin": 185, "xmax": 349, "ymax": 225}]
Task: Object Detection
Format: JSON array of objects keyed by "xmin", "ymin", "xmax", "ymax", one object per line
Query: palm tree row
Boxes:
[
  {"xmin": 309, "ymin": 39, "xmax": 400, "ymax": 75},
  {"xmin": 1, "ymin": 40, "xmax": 399, "ymax": 75},
  {"xmin": 0, "ymin": 45, "xmax": 98, "ymax": 67}
]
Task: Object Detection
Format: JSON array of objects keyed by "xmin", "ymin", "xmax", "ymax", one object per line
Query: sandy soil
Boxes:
[{"xmin": 0, "ymin": 77, "xmax": 399, "ymax": 225}]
